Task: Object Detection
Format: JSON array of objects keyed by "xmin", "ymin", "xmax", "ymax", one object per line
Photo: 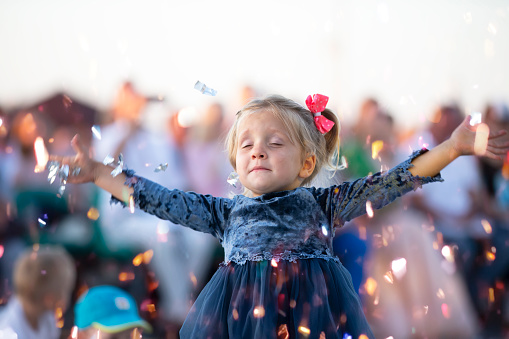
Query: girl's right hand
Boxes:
[{"xmin": 49, "ymin": 134, "xmax": 99, "ymax": 184}]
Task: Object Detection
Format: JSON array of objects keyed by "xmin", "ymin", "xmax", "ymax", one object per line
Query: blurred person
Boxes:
[
  {"xmin": 180, "ymin": 102, "xmax": 231, "ymax": 287},
  {"xmin": 467, "ymin": 102, "xmax": 509, "ymax": 335},
  {"xmin": 0, "ymin": 111, "xmax": 64, "ymax": 298},
  {"xmin": 92, "ymin": 81, "xmax": 198, "ymax": 330},
  {"xmin": 397, "ymin": 103, "xmax": 486, "ymax": 331},
  {"xmin": 0, "ymin": 245, "xmax": 76, "ymax": 339},
  {"xmin": 333, "ymin": 102, "xmax": 398, "ymax": 294},
  {"xmin": 74, "ymin": 285, "xmax": 151, "ymax": 339},
  {"xmin": 402, "ymin": 104, "xmax": 484, "ymax": 251},
  {"xmin": 340, "ymin": 98, "xmax": 381, "ymax": 179},
  {"xmin": 48, "ymin": 93, "xmax": 509, "ymax": 338}
]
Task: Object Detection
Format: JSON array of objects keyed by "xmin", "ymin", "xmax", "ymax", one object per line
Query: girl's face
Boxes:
[{"xmin": 235, "ymin": 110, "xmax": 315, "ymax": 196}]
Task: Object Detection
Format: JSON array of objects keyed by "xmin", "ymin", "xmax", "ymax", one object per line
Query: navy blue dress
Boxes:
[{"xmin": 117, "ymin": 149, "xmax": 442, "ymax": 339}]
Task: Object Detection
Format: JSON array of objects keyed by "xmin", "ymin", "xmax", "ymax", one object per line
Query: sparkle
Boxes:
[
  {"xmin": 34, "ymin": 137, "xmax": 49, "ymax": 173},
  {"xmin": 364, "ymin": 277, "xmax": 377, "ymax": 296},
  {"xmin": 481, "ymin": 219, "xmax": 492, "ymax": 234},
  {"xmin": 87, "ymin": 208, "xmax": 100, "ymax": 220},
  {"xmin": 298, "ymin": 326, "xmax": 311, "ymax": 335},
  {"xmin": 391, "ymin": 258, "xmax": 407, "ymax": 279},
  {"xmin": 366, "ymin": 201, "xmax": 374, "ymax": 218},
  {"xmin": 470, "ymin": 112, "xmax": 482, "ymax": 126},
  {"xmin": 91, "ymin": 125, "xmax": 102, "ymax": 140},
  {"xmin": 371, "ymin": 140, "xmax": 384, "ymax": 159},
  {"xmin": 253, "ymin": 306, "xmax": 265, "ymax": 318}
]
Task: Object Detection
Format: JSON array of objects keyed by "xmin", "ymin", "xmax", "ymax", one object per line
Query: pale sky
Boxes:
[{"xmin": 1, "ymin": 0, "xmax": 508, "ymax": 129}]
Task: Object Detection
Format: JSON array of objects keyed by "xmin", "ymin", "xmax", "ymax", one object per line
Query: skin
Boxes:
[
  {"xmin": 50, "ymin": 113, "xmax": 509, "ymax": 203},
  {"xmin": 234, "ymin": 110, "xmax": 315, "ymax": 196}
]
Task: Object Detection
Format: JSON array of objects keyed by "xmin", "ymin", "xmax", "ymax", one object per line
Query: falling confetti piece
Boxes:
[
  {"xmin": 253, "ymin": 306, "xmax": 265, "ymax": 318},
  {"xmin": 46, "ymin": 161, "xmax": 71, "ymax": 197},
  {"xmin": 470, "ymin": 112, "xmax": 482, "ymax": 126},
  {"xmin": 194, "ymin": 80, "xmax": 217, "ymax": 96},
  {"xmin": 463, "ymin": 12, "xmax": 472, "ymax": 24},
  {"xmin": 298, "ymin": 326, "xmax": 311, "ymax": 335},
  {"xmin": 441, "ymin": 245, "xmax": 454, "ymax": 262},
  {"xmin": 384, "ymin": 271, "xmax": 394, "ymax": 284},
  {"xmin": 278, "ymin": 324, "xmax": 289, "ymax": 339},
  {"xmin": 371, "ymin": 140, "xmax": 384, "ymax": 159},
  {"xmin": 366, "ymin": 201, "xmax": 374, "ymax": 218},
  {"xmin": 481, "ymin": 219, "xmax": 492, "ymax": 234},
  {"xmin": 321, "ymin": 225, "xmax": 328, "ymax": 236},
  {"xmin": 34, "ymin": 137, "xmax": 49, "ymax": 173},
  {"xmin": 133, "ymin": 253, "xmax": 144, "ymax": 266},
  {"xmin": 91, "ymin": 125, "xmax": 102, "ymax": 140},
  {"xmin": 71, "ymin": 326, "xmax": 78, "ymax": 339},
  {"xmin": 129, "ymin": 195, "xmax": 135, "ymax": 213},
  {"xmin": 364, "ymin": 277, "xmax": 377, "ymax": 296},
  {"xmin": 441, "ymin": 303, "xmax": 450, "ymax": 318},
  {"xmin": 154, "ymin": 163, "xmax": 168, "ymax": 172},
  {"xmin": 227, "ymin": 172, "xmax": 239, "ymax": 187},
  {"xmin": 103, "ymin": 154, "xmax": 115, "ymax": 165},
  {"xmin": 391, "ymin": 258, "xmax": 407, "ymax": 279},
  {"xmin": 38, "ymin": 218, "xmax": 47, "ymax": 227}
]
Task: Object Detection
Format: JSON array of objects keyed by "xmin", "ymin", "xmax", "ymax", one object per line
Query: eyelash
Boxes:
[{"xmin": 240, "ymin": 142, "xmax": 282, "ymax": 148}]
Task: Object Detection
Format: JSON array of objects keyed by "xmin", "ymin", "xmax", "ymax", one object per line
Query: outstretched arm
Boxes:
[
  {"xmin": 50, "ymin": 134, "xmax": 133, "ymax": 203},
  {"xmin": 409, "ymin": 116, "xmax": 509, "ymax": 177}
]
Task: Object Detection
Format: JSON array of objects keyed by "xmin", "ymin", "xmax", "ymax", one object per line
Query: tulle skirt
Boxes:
[{"xmin": 180, "ymin": 258, "xmax": 374, "ymax": 339}]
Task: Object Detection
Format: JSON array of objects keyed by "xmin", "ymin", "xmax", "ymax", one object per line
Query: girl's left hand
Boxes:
[{"xmin": 449, "ymin": 115, "xmax": 509, "ymax": 160}]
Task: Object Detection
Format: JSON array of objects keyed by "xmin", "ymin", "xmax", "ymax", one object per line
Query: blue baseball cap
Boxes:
[{"xmin": 75, "ymin": 285, "xmax": 152, "ymax": 333}]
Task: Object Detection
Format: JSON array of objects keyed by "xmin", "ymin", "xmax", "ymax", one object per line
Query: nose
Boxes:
[{"xmin": 251, "ymin": 144, "xmax": 266, "ymax": 159}]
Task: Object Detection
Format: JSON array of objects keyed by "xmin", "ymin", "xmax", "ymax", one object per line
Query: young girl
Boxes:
[{"xmin": 50, "ymin": 94, "xmax": 508, "ymax": 339}]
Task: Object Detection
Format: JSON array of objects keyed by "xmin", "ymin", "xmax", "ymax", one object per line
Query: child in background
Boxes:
[
  {"xmin": 49, "ymin": 94, "xmax": 509, "ymax": 339},
  {"xmin": 0, "ymin": 245, "xmax": 76, "ymax": 339},
  {"xmin": 74, "ymin": 285, "xmax": 152, "ymax": 339}
]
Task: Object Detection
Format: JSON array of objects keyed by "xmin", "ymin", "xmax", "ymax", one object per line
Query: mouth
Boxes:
[{"xmin": 250, "ymin": 166, "xmax": 270, "ymax": 173}]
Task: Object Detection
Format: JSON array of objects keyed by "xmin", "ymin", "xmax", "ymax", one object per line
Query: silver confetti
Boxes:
[
  {"xmin": 470, "ymin": 112, "xmax": 482, "ymax": 126},
  {"xmin": 194, "ymin": 80, "xmax": 217, "ymax": 96},
  {"xmin": 46, "ymin": 161, "xmax": 70, "ymax": 196},
  {"xmin": 110, "ymin": 153, "xmax": 124, "ymax": 177},
  {"xmin": 154, "ymin": 163, "xmax": 168, "ymax": 172},
  {"xmin": 103, "ymin": 154, "xmax": 115, "ymax": 165},
  {"xmin": 91, "ymin": 125, "xmax": 102, "ymax": 140},
  {"xmin": 227, "ymin": 172, "xmax": 239, "ymax": 187}
]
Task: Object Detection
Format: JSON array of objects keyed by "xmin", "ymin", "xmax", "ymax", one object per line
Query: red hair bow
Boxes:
[{"xmin": 305, "ymin": 94, "xmax": 335, "ymax": 134}]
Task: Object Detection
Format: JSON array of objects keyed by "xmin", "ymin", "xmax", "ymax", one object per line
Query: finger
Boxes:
[
  {"xmin": 487, "ymin": 140, "xmax": 509, "ymax": 150},
  {"xmin": 488, "ymin": 129, "xmax": 508, "ymax": 140},
  {"xmin": 71, "ymin": 134, "xmax": 88, "ymax": 156},
  {"xmin": 485, "ymin": 146, "xmax": 509, "ymax": 156}
]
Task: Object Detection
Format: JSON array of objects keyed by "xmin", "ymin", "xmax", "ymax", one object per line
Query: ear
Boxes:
[{"xmin": 299, "ymin": 154, "xmax": 316, "ymax": 179}]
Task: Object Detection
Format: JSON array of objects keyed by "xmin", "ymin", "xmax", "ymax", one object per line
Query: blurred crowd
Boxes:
[{"xmin": 0, "ymin": 82, "xmax": 508, "ymax": 338}]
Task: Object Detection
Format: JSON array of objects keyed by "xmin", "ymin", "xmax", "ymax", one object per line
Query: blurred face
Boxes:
[{"xmin": 235, "ymin": 110, "xmax": 315, "ymax": 196}]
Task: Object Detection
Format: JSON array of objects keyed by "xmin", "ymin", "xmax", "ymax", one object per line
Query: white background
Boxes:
[{"xmin": 1, "ymin": 0, "xmax": 508, "ymax": 128}]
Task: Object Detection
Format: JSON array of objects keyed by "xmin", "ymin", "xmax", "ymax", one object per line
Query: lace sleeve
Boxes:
[
  {"xmin": 332, "ymin": 148, "xmax": 443, "ymax": 224},
  {"xmin": 110, "ymin": 169, "xmax": 233, "ymax": 241}
]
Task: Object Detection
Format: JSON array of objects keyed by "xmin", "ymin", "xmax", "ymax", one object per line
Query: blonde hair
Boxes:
[
  {"xmin": 226, "ymin": 94, "xmax": 340, "ymax": 187},
  {"xmin": 13, "ymin": 245, "xmax": 76, "ymax": 304}
]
